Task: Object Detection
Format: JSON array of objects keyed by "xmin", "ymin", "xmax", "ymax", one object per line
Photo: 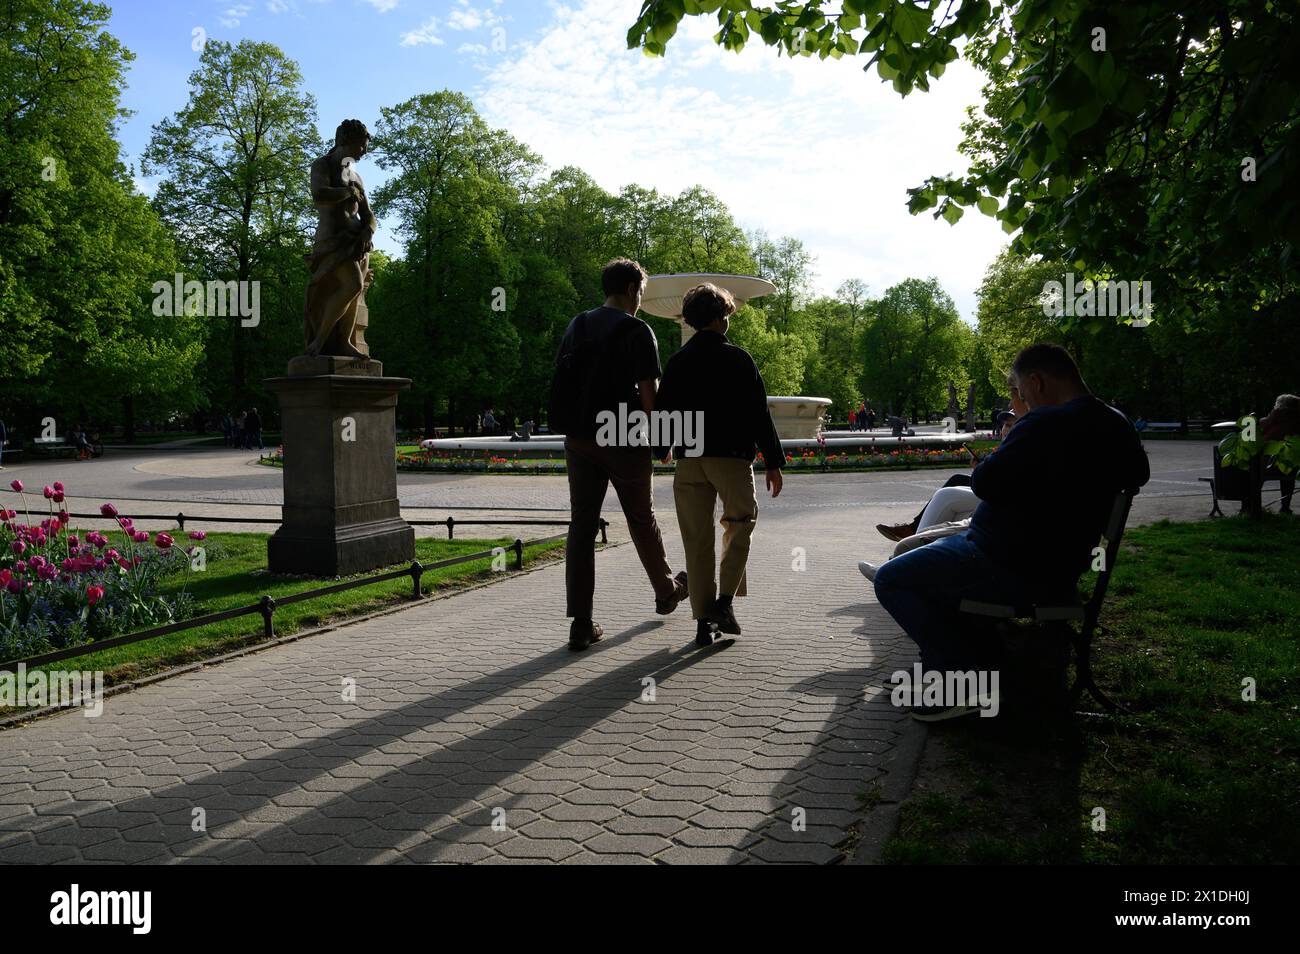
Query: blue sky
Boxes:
[{"xmin": 108, "ymin": 0, "xmax": 1007, "ymax": 320}]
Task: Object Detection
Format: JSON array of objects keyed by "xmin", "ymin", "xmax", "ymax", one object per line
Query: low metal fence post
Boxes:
[
  {"xmin": 410, "ymin": 560, "xmax": 423, "ymax": 599},
  {"xmin": 599, "ymin": 518, "xmax": 608, "ymax": 543},
  {"xmin": 176, "ymin": 512, "xmax": 185, "ymax": 531},
  {"xmin": 513, "ymin": 538, "xmax": 523, "ymax": 570},
  {"xmin": 446, "ymin": 516, "xmax": 455, "ymax": 539},
  {"xmin": 259, "ymin": 595, "xmax": 276, "ymax": 638}
]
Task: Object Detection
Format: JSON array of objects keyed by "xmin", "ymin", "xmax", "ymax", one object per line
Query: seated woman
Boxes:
[
  {"xmin": 875, "ymin": 388, "xmax": 1025, "ymax": 542},
  {"xmin": 858, "ymin": 388, "xmax": 1026, "ymax": 582}
]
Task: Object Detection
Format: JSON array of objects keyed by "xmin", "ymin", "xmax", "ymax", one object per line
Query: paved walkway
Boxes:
[
  {"xmin": 0, "ymin": 441, "xmax": 1218, "ymax": 864},
  {"xmin": 0, "ymin": 503, "xmax": 916, "ymax": 864}
]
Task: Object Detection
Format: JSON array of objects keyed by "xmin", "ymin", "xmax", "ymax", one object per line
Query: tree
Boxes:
[
  {"xmin": 628, "ymin": 1, "xmax": 1300, "ymax": 329},
  {"xmin": 1, "ymin": 0, "xmax": 201, "ymax": 435},
  {"xmin": 860, "ymin": 277, "xmax": 966, "ymax": 421},
  {"xmin": 368, "ymin": 91, "xmax": 539, "ymax": 433},
  {"xmin": 143, "ymin": 39, "xmax": 322, "ymax": 408},
  {"xmin": 752, "ymin": 232, "xmax": 813, "ymax": 333}
]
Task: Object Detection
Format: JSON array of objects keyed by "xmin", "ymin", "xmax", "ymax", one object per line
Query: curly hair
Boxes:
[
  {"xmin": 681, "ymin": 282, "xmax": 736, "ymax": 330},
  {"xmin": 334, "ymin": 119, "xmax": 371, "ymax": 148}
]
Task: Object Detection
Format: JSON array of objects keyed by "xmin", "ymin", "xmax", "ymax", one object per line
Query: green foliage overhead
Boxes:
[{"xmin": 628, "ymin": 0, "xmax": 1300, "ymax": 324}]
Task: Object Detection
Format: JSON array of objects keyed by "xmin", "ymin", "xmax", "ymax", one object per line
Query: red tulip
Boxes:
[{"xmin": 86, "ymin": 585, "xmax": 105, "ymax": 606}]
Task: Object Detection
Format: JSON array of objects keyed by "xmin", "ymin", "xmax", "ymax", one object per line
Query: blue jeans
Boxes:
[{"xmin": 873, "ymin": 533, "xmax": 1046, "ymax": 673}]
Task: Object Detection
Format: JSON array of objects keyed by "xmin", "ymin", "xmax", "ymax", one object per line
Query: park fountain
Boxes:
[{"xmin": 639, "ymin": 273, "xmax": 832, "ymax": 439}]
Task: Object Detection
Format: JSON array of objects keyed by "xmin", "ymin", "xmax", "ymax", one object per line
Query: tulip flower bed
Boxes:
[
  {"xmin": 1, "ymin": 482, "xmax": 567, "ymax": 703},
  {"xmin": 1, "ymin": 481, "xmax": 210, "ymax": 661}
]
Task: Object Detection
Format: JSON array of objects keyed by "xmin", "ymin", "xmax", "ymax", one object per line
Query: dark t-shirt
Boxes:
[
  {"xmin": 967, "ymin": 395, "xmax": 1150, "ymax": 590},
  {"xmin": 556, "ymin": 305, "xmax": 661, "ymax": 413}
]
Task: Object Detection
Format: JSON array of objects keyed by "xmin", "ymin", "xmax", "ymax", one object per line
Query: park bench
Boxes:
[
  {"xmin": 1142, "ymin": 421, "xmax": 1182, "ymax": 433},
  {"xmin": 957, "ymin": 488, "xmax": 1135, "ymax": 712},
  {"xmin": 30, "ymin": 436, "xmax": 104, "ymax": 460}
]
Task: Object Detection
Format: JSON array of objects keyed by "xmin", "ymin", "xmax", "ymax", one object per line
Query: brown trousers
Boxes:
[
  {"xmin": 673, "ymin": 456, "xmax": 759, "ymax": 619},
  {"xmin": 565, "ymin": 438, "xmax": 675, "ymax": 618}
]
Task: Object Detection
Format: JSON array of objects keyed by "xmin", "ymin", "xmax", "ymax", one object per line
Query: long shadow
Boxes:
[
  {"xmin": 173, "ymin": 629, "xmax": 727, "ymax": 862},
  {"xmin": 0, "ymin": 618, "xmax": 673, "ymax": 861},
  {"xmin": 722, "ymin": 602, "xmax": 917, "ymax": 864},
  {"xmin": 740, "ymin": 613, "xmax": 1086, "ymax": 864}
]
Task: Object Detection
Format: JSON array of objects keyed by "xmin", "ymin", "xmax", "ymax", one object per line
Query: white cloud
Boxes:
[
  {"xmin": 365, "ymin": 0, "xmax": 399, "ymax": 12},
  {"xmin": 266, "ymin": 0, "xmax": 289, "ymax": 14},
  {"xmin": 458, "ymin": 42, "xmax": 489, "ymax": 55},
  {"xmin": 448, "ymin": 1, "xmax": 500, "ymax": 31},
  {"xmin": 219, "ymin": 3, "xmax": 252, "ymax": 27},
  {"xmin": 400, "ymin": 15, "xmax": 445, "ymax": 46},
  {"xmin": 474, "ymin": 0, "xmax": 1005, "ymax": 321}
]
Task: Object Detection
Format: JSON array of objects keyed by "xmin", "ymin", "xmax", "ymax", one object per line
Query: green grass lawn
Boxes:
[
  {"xmin": 884, "ymin": 513, "xmax": 1300, "ymax": 865},
  {"xmin": 3, "ymin": 531, "xmax": 566, "ymax": 711}
]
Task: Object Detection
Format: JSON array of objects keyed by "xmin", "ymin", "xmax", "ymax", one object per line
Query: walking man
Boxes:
[
  {"xmin": 550, "ymin": 258, "xmax": 688, "ymax": 651},
  {"xmin": 656, "ymin": 283, "xmax": 784, "ymax": 646}
]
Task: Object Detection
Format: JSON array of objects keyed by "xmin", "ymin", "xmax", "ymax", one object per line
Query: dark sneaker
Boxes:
[
  {"xmin": 876, "ymin": 519, "xmax": 918, "ymax": 542},
  {"xmin": 695, "ymin": 619, "xmax": 717, "ymax": 648},
  {"xmin": 706, "ymin": 599, "xmax": 741, "ymax": 635},
  {"xmin": 655, "ymin": 571, "xmax": 689, "ymax": 615},
  {"xmin": 568, "ymin": 619, "xmax": 604, "ymax": 652}
]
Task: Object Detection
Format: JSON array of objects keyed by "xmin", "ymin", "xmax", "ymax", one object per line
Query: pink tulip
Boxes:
[
  {"xmin": 52, "ymin": 482, "xmax": 64, "ymax": 494},
  {"xmin": 154, "ymin": 532, "xmax": 174, "ymax": 550},
  {"xmin": 67, "ymin": 535, "xmax": 79, "ymax": 548},
  {"xmin": 101, "ymin": 503, "xmax": 119, "ymax": 518},
  {"xmin": 9, "ymin": 479, "xmax": 22, "ymax": 493},
  {"xmin": 5, "ymin": 579, "xmax": 20, "ymax": 594},
  {"xmin": 10, "ymin": 540, "xmax": 25, "ymax": 555},
  {"xmin": 42, "ymin": 486, "xmax": 53, "ymax": 499},
  {"xmin": 52, "ymin": 491, "xmax": 64, "ymax": 503},
  {"xmin": 117, "ymin": 557, "xmax": 130, "ymax": 571},
  {"xmin": 188, "ymin": 530, "xmax": 206, "ymax": 541},
  {"xmin": 57, "ymin": 510, "xmax": 69, "ymax": 525}
]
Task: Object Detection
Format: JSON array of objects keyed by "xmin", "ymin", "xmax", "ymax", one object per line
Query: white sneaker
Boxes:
[{"xmin": 858, "ymin": 561, "xmax": 878, "ymax": 582}]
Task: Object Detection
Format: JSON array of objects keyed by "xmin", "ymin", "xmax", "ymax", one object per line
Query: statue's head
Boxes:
[{"xmin": 334, "ymin": 119, "xmax": 371, "ymax": 158}]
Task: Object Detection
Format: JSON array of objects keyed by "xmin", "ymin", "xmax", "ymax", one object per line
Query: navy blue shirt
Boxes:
[{"xmin": 967, "ymin": 395, "xmax": 1149, "ymax": 589}]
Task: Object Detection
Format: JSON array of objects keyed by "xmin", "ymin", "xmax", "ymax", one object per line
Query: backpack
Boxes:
[{"xmin": 549, "ymin": 311, "xmax": 638, "ymax": 438}]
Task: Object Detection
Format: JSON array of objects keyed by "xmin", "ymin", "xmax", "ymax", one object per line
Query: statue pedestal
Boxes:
[{"xmin": 264, "ymin": 359, "xmax": 414, "ymax": 577}]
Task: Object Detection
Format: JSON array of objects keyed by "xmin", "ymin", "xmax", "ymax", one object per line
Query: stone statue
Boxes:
[{"xmin": 303, "ymin": 119, "xmax": 376, "ymax": 358}]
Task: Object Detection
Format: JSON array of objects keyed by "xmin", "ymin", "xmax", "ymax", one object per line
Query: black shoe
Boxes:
[
  {"xmin": 568, "ymin": 618, "xmax": 604, "ymax": 652},
  {"xmin": 706, "ymin": 599, "xmax": 741, "ymax": 635},
  {"xmin": 695, "ymin": 619, "xmax": 718, "ymax": 647},
  {"xmin": 655, "ymin": 571, "xmax": 689, "ymax": 615}
]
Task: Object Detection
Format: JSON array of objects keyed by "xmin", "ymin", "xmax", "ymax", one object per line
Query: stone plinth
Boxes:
[{"xmin": 265, "ymin": 360, "xmax": 413, "ymax": 577}]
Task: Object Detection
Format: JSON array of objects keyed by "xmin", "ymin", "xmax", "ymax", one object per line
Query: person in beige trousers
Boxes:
[{"xmin": 656, "ymin": 284, "xmax": 785, "ymax": 646}]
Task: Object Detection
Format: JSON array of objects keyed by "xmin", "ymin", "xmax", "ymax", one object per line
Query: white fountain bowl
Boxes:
[
  {"xmin": 640, "ymin": 273, "xmax": 777, "ymax": 318},
  {"xmin": 767, "ymin": 395, "xmax": 833, "ymax": 440}
]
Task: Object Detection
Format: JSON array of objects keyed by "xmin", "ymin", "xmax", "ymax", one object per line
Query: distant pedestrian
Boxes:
[{"xmin": 245, "ymin": 408, "xmax": 263, "ymax": 450}]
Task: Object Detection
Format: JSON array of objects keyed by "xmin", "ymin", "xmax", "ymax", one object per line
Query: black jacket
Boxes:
[
  {"xmin": 656, "ymin": 330, "xmax": 784, "ymax": 468},
  {"xmin": 968, "ymin": 395, "xmax": 1149, "ymax": 588}
]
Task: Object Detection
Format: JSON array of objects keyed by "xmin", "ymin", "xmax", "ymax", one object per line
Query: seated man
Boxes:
[{"xmin": 872, "ymin": 343, "xmax": 1150, "ymax": 722}]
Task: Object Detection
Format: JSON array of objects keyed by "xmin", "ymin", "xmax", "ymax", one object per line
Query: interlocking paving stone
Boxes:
[{"xmin": 0, "ymin": 487, "xmax": 930, "ymax": 864}]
